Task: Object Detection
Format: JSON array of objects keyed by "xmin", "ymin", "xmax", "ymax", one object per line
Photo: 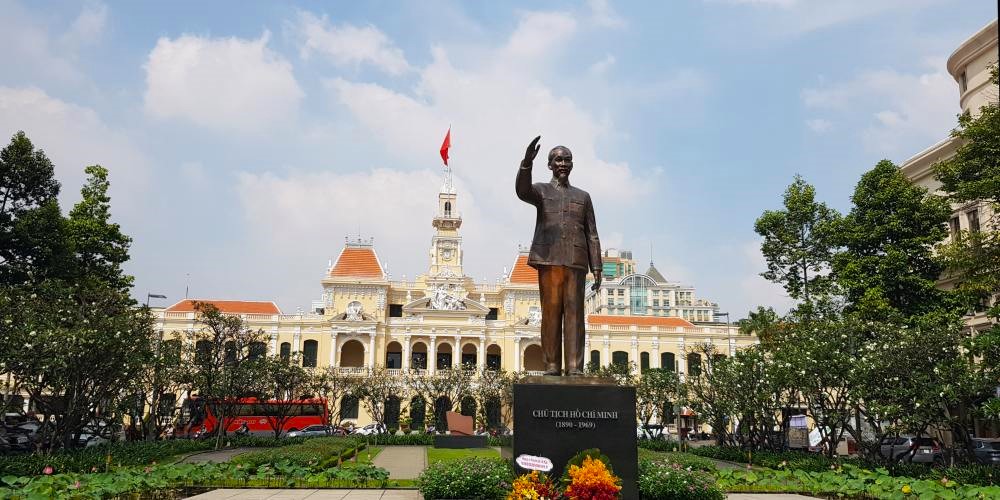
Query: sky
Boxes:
[{"xmin": 1, "ymin": 0, "xmax": 996, "ymax": 317}]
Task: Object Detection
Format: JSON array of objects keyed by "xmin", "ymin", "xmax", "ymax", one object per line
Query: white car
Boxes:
[{"xmin": 352, "ymin": 423, "xmax": 387, "ymax": 436}]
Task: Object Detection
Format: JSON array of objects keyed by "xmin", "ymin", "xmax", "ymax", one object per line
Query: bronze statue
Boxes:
[{"xmin": 516, "ymin": 136, "xmax": 602, "ymax": 376}]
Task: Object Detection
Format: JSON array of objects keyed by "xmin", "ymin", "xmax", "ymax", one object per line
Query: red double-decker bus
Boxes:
[{"xmin": 176, "ymin": 396, "xmax": 328, "ymax": 438}]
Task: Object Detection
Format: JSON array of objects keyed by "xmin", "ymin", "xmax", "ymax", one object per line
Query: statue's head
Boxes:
[{"xmin": 547, "ymin": 145, "xmax": 573, "ymax": 181}]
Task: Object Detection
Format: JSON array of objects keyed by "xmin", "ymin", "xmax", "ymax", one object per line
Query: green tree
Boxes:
[
  {"xmin": 833, "ymin": 160, "xmax": 953, "ymax": 321},
  {"xmin": 257, "ymin": 354, "xmax": 323, "ymax": 438},
  {"xmin": 0, "ymin": 131, "xmax": 64, "ymax": 284},
  {"xmin": 755, "ymin": 176, "xmax": 841, "ymax": 316},
  {"xmin": 0, "ymin": 162, "xmax": 153, "ymax": 450},
  {"xmin": 181, "ymin": 302, "xmax": 268, "ymax": 448},
  {"xmin": 636, "ymin": 368, "xmax": 680, "ymax": 440}
]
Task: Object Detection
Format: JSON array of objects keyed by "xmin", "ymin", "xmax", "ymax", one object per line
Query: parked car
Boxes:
[
  {"xmin": 971, "ymin": 438, "xmax": 1000, "ymax": 465},
  {"xmin": 286, "ymin": 425, "xmax": 335, "ymax": 438},
  {"xmin": 352, "ymin": 423, "xmax": 387, "ymax": 436},
  {"xmin": 879, "ymin": 435, "xmax": 946, "ymax": 464}
]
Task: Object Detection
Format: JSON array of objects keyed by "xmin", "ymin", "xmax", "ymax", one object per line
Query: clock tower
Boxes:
[{"xmin": 429, "ymin": 165, "xmax": 463, "ymax": 277}]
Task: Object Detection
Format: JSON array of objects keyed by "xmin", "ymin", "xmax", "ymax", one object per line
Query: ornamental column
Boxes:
[
  {"xmin": 330, "ymin": 332, "xmax": 339, "ymax": 368},
  {"xmin": 269, "ymin": 331, "xmax": 278, "ymax": 356},
  {"xmin": 630, "ymin": 336, "xmax": 639, "ymax": 375},
  {"xmin": 429, "ymin": 336, "xmax": 437, "ymax": 375},
  {"xmin": 603, "ymin": 335, "xmax": 611, "ymax": 367},
  {"xmin": 368, "ymin": 331, "xmax": 377, "ymax": 369},
  {"xmin": 402, "ymin": 334, "xmax": 411, "ymax": 370},
  {"xmin": 513, "ymin": 337, "xmax": 522, "ymax": 372},
  {"xmin": 478, "ymin": 336, "xmax": 486, "ymax": 370},
  {"xmin": 651, "ymin": 339, "xmax": 660, "ymax": 369},
  {"xmin": 454, "ymin": 334, "xmax": 462, "ymax": 369}
]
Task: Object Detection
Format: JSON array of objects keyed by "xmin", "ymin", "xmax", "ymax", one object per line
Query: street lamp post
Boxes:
[{"xmin": 146, "ymin": 293, "xmax": 167, "ymax": 307}]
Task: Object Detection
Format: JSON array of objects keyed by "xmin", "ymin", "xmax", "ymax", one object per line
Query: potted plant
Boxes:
[{"xmin": 400, "ymin": 415, "xmax": 412, "ymax": 433}]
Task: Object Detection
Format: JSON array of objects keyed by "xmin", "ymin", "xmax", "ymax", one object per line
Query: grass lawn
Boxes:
[{"xmin": 426, "ymin": 447, "xmax": 500, "ymax": 465}]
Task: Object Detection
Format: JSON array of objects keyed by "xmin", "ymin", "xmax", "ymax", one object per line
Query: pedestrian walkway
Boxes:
[
  {"xmin": 181, "ymin": 448, "xmax": 253, "ymax": 464},
  {"xmin": 371, "ymin": 446, "xmax": 427, "ymax": 479},
  {"xmin": 188, "ymin": 490, "xmax": 815, "ymax": 499}
]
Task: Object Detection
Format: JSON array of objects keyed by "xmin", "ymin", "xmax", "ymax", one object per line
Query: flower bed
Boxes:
[
  {"xmin": 417, "ymin": 456, "xmax": 515, "ymax": 500},
  {"xmin": 638, "ymin": 458, "xmax": 725, "ymax": 500}
]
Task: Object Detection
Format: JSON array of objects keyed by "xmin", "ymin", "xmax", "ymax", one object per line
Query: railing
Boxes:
[
  {"xmin": 386, "ymin": 368, "xmax": 403, "ymax": 377},
  {"xmin": 336, "ymin": 366, "xmax": 369, "ymax": 375},
  {"xmin": 525, "ymin": 370, "xmax": 545, "ymax": 376}
]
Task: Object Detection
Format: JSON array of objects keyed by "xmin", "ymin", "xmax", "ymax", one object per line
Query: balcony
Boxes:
[{"xmin": 335, "ymin": 366, "xmax": 369, "ymax": 376}]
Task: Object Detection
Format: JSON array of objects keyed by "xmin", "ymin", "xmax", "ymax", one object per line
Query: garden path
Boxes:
[
  {"xmin": 181, "ymin": 448, "xmax": 254, "ymax": 464},
  {"xmin": 371, "ymin": 446, "xmax": 427, "ymax": 479}
]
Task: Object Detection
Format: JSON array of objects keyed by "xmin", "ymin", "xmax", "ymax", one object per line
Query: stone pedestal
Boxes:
[{"xmin": 513, "ymin": 377, "xmax": 637, "ymax": 500}]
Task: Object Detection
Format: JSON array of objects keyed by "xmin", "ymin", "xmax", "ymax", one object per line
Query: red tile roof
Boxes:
[
  {"xmin": 509, "ymin": 254, "xmax": 538, "ymax": 285},
  {"xmin": 330, "ymin": 247, "xmax": 384, "ymax": 278},
  {"xmin": 587, "ymin": 315, "xmax": 694, "ymax": 328},
  {"xmin": 166, "ymin": 299, "xmax": 281, "ymax": 315}
]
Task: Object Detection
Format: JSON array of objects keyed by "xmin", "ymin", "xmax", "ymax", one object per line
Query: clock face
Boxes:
[{"xmin": 442, "ymin": 249, "xmax": 453, "ymax": 261}]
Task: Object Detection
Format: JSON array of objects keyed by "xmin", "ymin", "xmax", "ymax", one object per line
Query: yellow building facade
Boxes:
[{"xmin": 153, "ymin": 169, "xmax": 753, "ymax": 425}]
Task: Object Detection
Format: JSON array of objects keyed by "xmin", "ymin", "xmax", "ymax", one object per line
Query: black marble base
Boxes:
[
  {"xmin": 433, "ymin": 434, "xmax": 488, "ymax": 448},
  {"xmin": 513, "ymin": 381, "xmax": 638, "ymax": 500}
]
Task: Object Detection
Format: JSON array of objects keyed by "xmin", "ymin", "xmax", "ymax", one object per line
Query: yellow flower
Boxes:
[{"xmin": 901, "ymin": 484, "xmax": 912, "ymax": 494}]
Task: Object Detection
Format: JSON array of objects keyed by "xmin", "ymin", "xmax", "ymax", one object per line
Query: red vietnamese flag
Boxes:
[{"xmin": 440, "ymin": 127, "xmax": 451, "ymax": 166}]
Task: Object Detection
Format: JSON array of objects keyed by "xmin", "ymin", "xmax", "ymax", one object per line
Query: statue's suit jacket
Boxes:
[{"xmin": 516, "ymin": 165, "xmax": 602, "ymax": 273}]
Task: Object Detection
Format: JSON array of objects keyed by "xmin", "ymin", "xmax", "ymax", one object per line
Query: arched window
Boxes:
[
  {"xmin": 340, "ymin": 339, "xmax": 364, "ymax": 367},
  {"xmin": 280, "ymin": 342, "xmax": 291, "ymax": 362},
  {"xmin": 620, "ymin": 274, "xmax": 656, "ymax": 316},
  {"xmin": 461, "ymin": 343, "xmax": 477, "ymax": 370},
  {"xmin": 434, "ymin": 396, "xmax": 452, "ymax": 431},
  {"xmin": 340, "ymin": 395, "xmax": 359, "ymax": 419},
  {"xmin": 195, "ymin": 340, "xmax": 212, "ymax": 364},
  {"xmin": 486, "ymin": 344, "xmax": 502, "ymax": 370},
  {"xmin": 302, "ymin": 340, "xmax": 318, "ymax": 367},
  {"xmin": 162, "ymin": 339, "xmax": 182, "ymax": 365},
  {"xmin": 612, "ymin": 351, "xmax": 629, "ymax": 366},
  {"xmin": 385, "ymin": 341, "xmax": 402, "ymax": 369},
  {"xmin": 224, "ymin": 341, "xmax": 237, "ymax": 365},
  {"xmin": 410, "ymin": 396, "xmax": 426, "ymax": 428},
  {"xmin": 590, "ymin": 350, "xmax": 601, "ymax": 368},
  {"xmin": 385, "ymin": 396, "xmax": 401, "ymax": 427},
  {"xmin": 444, "ymin": 201, "xmax": 452, "ymax": 216},
  {"xmin": 661, "ymin": 352, "xmax": 676, "ymax": 372},
  {"xmin": 460, "ymin": 396, "xmax": 476, "ymax": 418},
  {"xmin": 523, "ymin": 345, "xmax": 544, "ymax": 371},
  {"xmin": 640, "ymin": 352, "xmax": 650, "ymax": 372},
  {"xmin": 411, "ymin": 342, "xmax": 428, "ymax": 369},
  {"xmin": 248, "ymin": 341, "xmax": 267, "ymax": 361},
  {"xmin": 485, "ymin": 397, "xmax": 502, "ymax": 430},
  {"xmin": 687, "ymin": 353, "xmax": 702, "ymax": 377}
]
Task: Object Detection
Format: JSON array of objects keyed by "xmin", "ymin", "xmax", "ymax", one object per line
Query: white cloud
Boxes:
[
  {"xmin": 589, "ymin": 54, "xmax": 616, "ymax": 75},
  {"xmin": 501, "ymin": 11, "xmax": 578, "ymax": 67},
  {"xmin": 292, "ymin": 11, "xmax": 410, "ymax": 75},
  {"xmin": 805, "ymin": 118, "xmax": 832, "ymax": 133},
  {"xmin": 0, "ymin": 86, "xmax": 150, "ymax": 218},
  {"xmin": 588, "ymin": 0, "xmax": 626, "ymax": 28},
  {"xmin": 59, "ymin": 1, "xmax": 108, "ymax": 50},
  {"xmin": 801, "ymin": 58, "xmax": 958, "ymax": 155},
  {"xmin": 0, "ymin": 0, "xmax": 89, "ymax": 82},
  {"xmin": 707, "ymin": 0, "xmax": 942, "ymax": 36},
  {"xmin": 143, "ymin": 31, "xmax": 303, "ymax": 133}
]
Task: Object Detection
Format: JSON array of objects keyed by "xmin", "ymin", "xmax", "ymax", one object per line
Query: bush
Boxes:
[
  {"xmin": 488, "ymin": 435, "xmax": 512, "ymax": 447},
  {"xmin": 369, "ymin": 433, "xmax": 434, "ymax": 446},
  {"xmin": 691, "ymin": 446, "xmax": 999, "ymax": 486},
  {"xmin": 418, "ymin": 456, "xmax": 514, "ymax": 500},
  {"xmin": 639, "ymin": 459, "xmax": 725, "ymax": 500},
  {"xmin": 232, "ymin": 437, "xmax": 361, "ymax": 470},
  {"xmin": 651, "ymin": 452, "xmax": 717, "ymax": 473},
  {"xmin": 638, "ymin": 438, "xmax": 683, "ymax": 453}
]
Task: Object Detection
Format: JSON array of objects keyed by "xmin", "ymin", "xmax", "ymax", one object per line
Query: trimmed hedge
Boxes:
[
  {"xmin": 0, "ymin": 436, "xmax": 306, "ymax": 477},
  {"xmin": 638, "ymin": 438, "xmax": 683, "ymax": 452},
  {"xmin": 231, "ymin": 437, "xmax": 362, "ymax": 470},
  {"xmin": 418, "ymin": 456, "xmax": 515, "ymax": 500}
]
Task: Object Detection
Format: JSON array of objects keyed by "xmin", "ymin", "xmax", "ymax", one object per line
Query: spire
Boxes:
[{"xmin": 646, "ymin": 261, "xmax": 667, "ymax": 283}]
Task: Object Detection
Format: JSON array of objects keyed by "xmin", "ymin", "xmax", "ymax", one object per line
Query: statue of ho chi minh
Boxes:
[{"xmin": 515, "ymin": 136, "xmax": 602, "ymax": 376}]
